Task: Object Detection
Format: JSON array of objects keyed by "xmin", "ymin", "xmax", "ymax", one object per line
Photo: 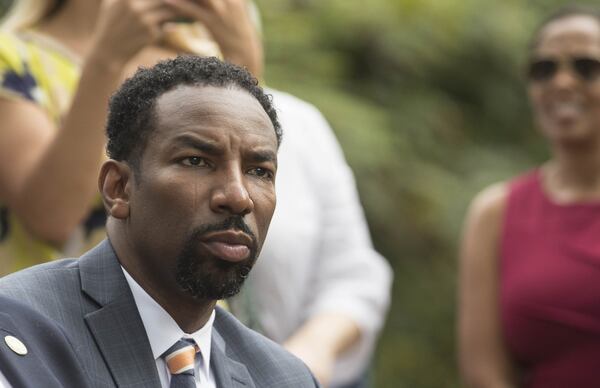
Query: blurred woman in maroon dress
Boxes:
[{"xmin": 459, "ymin": 6, "xmax": 600, "ymax": 387}]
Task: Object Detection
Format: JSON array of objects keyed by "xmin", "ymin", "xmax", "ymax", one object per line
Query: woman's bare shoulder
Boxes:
[
  {"xmin": 468, "ymin": 182, "xmax": 509, "ymax": 222},
  {"xmin": 460, "ymin": 181, "xmax": 510, "ymax": 252}
]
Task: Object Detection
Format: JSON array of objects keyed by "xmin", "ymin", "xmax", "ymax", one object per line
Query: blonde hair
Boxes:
[{"xmin": 1, "ymin": 0, "xmax": 58, "ymax": 31}]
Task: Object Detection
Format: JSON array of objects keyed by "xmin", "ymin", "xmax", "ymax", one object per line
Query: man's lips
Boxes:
[{"xmin": 199, "ymin": 230, "xmax": 253, "ymax": 263}]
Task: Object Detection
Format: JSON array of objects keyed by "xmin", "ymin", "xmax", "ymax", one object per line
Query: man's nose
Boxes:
[{"xmin": 209, "ymin": 170, "xmax": 254, "ymax": 216}]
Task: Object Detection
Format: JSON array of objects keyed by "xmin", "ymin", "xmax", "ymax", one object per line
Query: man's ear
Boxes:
[{"xmin": 98, "ymin": 160, "xmax": 133, "ymax": 220}]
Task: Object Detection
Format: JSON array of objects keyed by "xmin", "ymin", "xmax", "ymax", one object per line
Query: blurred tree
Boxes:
[{"xmin": 0, "ymin": 0, "xmax": 9, "ymax": 16}]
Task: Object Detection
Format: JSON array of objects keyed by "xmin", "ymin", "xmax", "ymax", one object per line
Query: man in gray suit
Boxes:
[{"xmin": 0, "ymin": 56, "xmax": 319, "ymax": 388}]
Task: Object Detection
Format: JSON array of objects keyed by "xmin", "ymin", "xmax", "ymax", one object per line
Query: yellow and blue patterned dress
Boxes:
[{"xmin": 0, "ymin": 31, "xmax": 106, "ymax": 273}]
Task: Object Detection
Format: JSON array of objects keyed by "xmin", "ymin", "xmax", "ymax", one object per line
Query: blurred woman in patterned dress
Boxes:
[{"xmin": 0, "ymin": 0, "xmax": 261, "ymax": 273}]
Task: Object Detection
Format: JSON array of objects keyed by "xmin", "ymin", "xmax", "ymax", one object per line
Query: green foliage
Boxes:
[
  {"xmin": 256, "ymin": 0, "xmax": 579, "ymax": 386},
  {"xmin": 0, "ymin": 0, "xmax": 10, "ymax": 17}
]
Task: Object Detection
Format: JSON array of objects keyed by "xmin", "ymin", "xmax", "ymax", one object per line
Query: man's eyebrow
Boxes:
[
  {"xmin": 171, "ymin": 134, "xmax": 276, "ymax": 164},
  {"xmin": 171, "ymin": 134, "xmax": 222, "ymax": 155},
  {"xmin": 248, "ymin": 150, "xmax": 277, "ymax": 165}
]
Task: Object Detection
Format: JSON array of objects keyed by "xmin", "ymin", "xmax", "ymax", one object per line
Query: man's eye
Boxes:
[
  {"xmin": 182, "ymin": 156, "xmax": 208, "ymax": 167},
  {"xmin": 248, "ymin": 167, "xmax": 274, "ymax": 180}
]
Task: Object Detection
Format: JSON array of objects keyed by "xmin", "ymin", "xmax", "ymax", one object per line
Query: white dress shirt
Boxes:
[
  {"xmin": 122, "ymin": 268, "xmax": 216, "ymax": 388},
  {"xmin": 230, "ymin": 89, "xmax": 393, "ymax": 387}
]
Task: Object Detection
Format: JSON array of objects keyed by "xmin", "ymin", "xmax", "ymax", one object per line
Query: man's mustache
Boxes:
[{"xmin": 191, "ymin": 216, "xmax": 257, "ymax": 248}]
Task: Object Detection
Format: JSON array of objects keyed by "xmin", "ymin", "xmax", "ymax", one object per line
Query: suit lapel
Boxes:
[
  {"xmin": 211, "ymin": 328, "xmax": 256, "ymax": 388},
  {"xmin": 80, "ymin": 240, "xmax": 161, "ymax": 388}
]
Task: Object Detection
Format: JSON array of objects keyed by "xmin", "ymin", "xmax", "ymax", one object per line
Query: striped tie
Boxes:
[{"xmin": 162, "ymin": 338, "xmax": 198, "ymax": 388}]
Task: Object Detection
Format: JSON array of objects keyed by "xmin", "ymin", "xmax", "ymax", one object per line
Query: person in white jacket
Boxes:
[{"xmin": 229, "ymin": 88, "xmax": 393, "ymax": 388}]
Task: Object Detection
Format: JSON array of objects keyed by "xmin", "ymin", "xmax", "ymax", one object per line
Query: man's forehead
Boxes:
[
  {"xmin": 151, "ymin": 84, "xmax": 277, "ymax": 147},
  {"xmin": 155, "ymin": 85, "xmax": 269, "ymax": 125},
  {"xmin": 158, "ymin": 84, "xmax": 220, "ymax": 104},
  {"xmin": 156, "ymin": 85, "xmax": 254, "ymax": 111}
]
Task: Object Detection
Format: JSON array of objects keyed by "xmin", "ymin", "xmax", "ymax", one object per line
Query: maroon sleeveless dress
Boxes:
[{"xmin": 500, "ymin": 170, "xmax": 600, "ymax": 387}]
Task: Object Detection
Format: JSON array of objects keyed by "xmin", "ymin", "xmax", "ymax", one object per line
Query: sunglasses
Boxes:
[{"xmin": 527, "ymin": 56, "xmax": 600, "ymax": 82}]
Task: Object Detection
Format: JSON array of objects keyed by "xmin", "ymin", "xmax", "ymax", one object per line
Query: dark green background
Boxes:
[{"xmin": 0, "ymin": 0, "xmax": 584, "ymax": 386}]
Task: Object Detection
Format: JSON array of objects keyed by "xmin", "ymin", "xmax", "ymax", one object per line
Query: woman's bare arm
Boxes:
[
  {"xmin": 0, "ymin": 0, "xmax": 178, "ymax": 246},
  {"xmin": 458, "ymin": 183, "xmax": 518, "ymax": 388}
]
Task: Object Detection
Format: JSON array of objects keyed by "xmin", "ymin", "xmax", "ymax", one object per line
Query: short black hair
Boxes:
[
  {"xmin": 106, "ymin": 56, "xmax": 281, "ymax": 166},
  {"xmin": 530, "ymin": 4, "xmax": 600, "ymax": 51}
]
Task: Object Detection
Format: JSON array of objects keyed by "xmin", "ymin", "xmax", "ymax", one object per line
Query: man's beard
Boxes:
[{"xmin": 175, "ymin": 216, "xmax": 258, "ymax": 300}]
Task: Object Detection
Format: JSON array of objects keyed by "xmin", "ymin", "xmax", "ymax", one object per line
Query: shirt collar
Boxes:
[{"xmin": 121, "ymin": 267, "xmax": 215, "ymax": 377}]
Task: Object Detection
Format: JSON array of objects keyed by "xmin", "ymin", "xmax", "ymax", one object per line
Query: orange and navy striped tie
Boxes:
[{"xmin": 162, "ymin": 338, "xmax": 198, "ymax": 388}]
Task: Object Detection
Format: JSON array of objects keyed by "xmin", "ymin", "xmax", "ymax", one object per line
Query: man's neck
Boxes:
[
  {"xmin": 134, "ymin": 275, "xmax": 217, "ymax": 334},
  {"xmin": 109, "ymin": 231, "xmax": 216, "ymax": 333},
  {"xmin": 159, "ymin": 295, "xmax": 217, "ymax": 334}
]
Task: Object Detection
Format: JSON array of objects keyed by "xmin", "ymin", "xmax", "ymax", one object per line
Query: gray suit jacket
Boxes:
[
  {"xmin": 0, "ymin": 240, "xmax": 319, "ymax": 388},
  {"xmin": 0, "ymin": 295, "xmax": 91, "ymax": 388}
]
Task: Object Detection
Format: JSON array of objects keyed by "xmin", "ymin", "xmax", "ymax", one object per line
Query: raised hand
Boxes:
[
  {"xmin": 164, "ymin": 0, "xmax": 263, "ymax": 78},
  {"xmin": 91, "ymin": 0, "xmax": 179, "ymax": 68}
]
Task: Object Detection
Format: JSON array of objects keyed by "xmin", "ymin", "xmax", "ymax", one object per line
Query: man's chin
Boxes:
[
  {"xmin": 177, "ymin": 266, "xmax": 249, "ymax": 300},
  {"xmin": 175, "ymin": 246, "xmax": 256, "ymax": 300},
  {"xmin": 182, "ymin": 281, "xmax": 244, "ymax": 301}
]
